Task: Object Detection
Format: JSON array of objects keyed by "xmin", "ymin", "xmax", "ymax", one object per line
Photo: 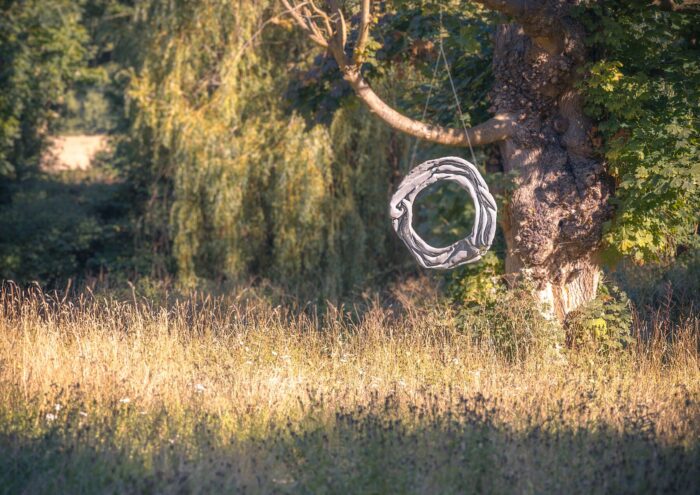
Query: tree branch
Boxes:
[
  {"xmin": 471, "ymin": 0, "xmax": 544, "ymax": 19},
  {"xmin": 473, "ymin": 0, "xmax": 565, "ymax": 54},
  {"xmin": 353, "ymin": 0, "xmax": 371, "ymax": 65},
  {"xmin": 328, "ymin": 0, "xmax": 348, "ymax": 67},
  {"xmin": 280, "ymin": 0, "xmax": 328, "ymax": 48},
  {"xmin": 649, "ymin": 0, "xmax": 700, "ymax": 14},
  {"xmin": 342, "ymin": 67, "xmax": 515, "ymax": 146},
  {"xmin": 279, "ymin": 0, "xmax": 516, "ymax": 147}
]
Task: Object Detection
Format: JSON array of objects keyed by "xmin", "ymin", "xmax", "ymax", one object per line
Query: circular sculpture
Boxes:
[{"xmin": 389, "ymin": 156, "xmax": 497, "ymax": 269}]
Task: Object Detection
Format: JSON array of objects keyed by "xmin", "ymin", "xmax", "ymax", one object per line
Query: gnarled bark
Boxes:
[{"xmin": 491, "ymin": 6, "xmax": 611, "ymax": 320}]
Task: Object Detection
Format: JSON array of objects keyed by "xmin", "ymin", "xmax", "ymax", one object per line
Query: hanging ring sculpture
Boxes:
[{"xmin": 390, "ymin": 156, "xmax": 497, "ymax": 269}]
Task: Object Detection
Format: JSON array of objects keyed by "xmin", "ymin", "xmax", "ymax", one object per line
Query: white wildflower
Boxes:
[
  {"xmin": 45, "ymin": 413, "xmax": 56, "ymax": 422},
  {"xmin": 194, "ymin": 383, "xmax": 206, "ymax": 393},
  {"xmin": 54, "ymin": 403, "xmax": 62, "ymax": 412},
  {"xmin": 119, "ymin": 397, "xmax": 131, "ymax": 404}
]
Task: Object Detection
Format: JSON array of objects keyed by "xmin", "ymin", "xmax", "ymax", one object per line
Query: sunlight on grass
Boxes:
[{"xmin": 0, "ymin": 283, "xmax": 698, "ymax": 493}]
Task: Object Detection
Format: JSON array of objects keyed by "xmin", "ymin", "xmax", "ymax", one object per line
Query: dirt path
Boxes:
[{"xmin": 41, "ymin": 134, "xmax": 109, "ymax": 172}]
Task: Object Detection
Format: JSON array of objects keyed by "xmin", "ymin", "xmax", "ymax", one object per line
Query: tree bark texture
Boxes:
[{"xmin": 489, "ymin": 4, "xmax": 611, "ymax": 320}]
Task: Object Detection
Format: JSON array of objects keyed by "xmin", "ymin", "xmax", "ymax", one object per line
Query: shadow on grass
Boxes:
[{"xmin": 1, "ymin": 393, "xmax": 698, "ymax": 495}]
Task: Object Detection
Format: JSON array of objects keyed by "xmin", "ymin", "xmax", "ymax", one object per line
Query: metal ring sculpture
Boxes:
[{"xmin": 390, "ymin": 156, "xmax": 497, "ymax": 269}]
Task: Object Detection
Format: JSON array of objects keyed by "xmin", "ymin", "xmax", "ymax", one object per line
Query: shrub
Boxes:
[{"xmin": 565, "ymin": 283, "xmax": 633, "ymax": 354}]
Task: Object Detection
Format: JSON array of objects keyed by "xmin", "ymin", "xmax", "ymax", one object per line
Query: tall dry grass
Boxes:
[{"xmin": 0, "ymin": 281, "xmax": 698, "ymax": 493}]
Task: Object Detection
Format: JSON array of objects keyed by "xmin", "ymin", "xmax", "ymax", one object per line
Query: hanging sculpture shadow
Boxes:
[{"xmin": 390, "ymin": 156, "xmax": 497, "ymax": 270}]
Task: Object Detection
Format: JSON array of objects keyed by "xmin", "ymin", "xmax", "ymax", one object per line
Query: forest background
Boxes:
[
  {"xmin": 1, "ymin": 0, "xmax": 698, "ymax": 314},
  {"xmin": 1, "ymin": 1, "xmax": 699, "ymax": 492}
]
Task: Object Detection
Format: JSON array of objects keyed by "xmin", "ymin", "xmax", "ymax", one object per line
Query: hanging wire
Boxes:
[
  {"xmin": 408, "ymin": 41, "xmax": 442, "ymax": 167},
  {"xmin": 437, "ymin": 10, "xmax": 480, "ymax": 168},
  {"xmin": 409, "ymin": 9, "xmax": 480, "ymax": 169}
]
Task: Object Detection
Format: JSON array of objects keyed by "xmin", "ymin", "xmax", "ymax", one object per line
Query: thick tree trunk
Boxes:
[{"xmin": 489, "ymin": 9, "xmax": 611, "ymax": 321}]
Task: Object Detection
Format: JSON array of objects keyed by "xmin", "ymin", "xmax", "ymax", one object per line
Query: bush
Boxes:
[
  {"xmin": 565, "ymin": 283, "xmax": 633, "ymax": 354},
  {"xmin": 0, "ymin": 173, "xmax": 131, "ymax": 286}
]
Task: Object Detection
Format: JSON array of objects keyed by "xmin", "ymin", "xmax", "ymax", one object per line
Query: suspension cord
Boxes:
[
  {"xmin": 409, "ymin": 40, "xmax": 441, "ymax": 167},
  {"xmin": 438, "ymin": 10, "xmax": 479, "ymax": 168},
  {"xmin": 410, "ymin": 10, "xmax": 480, "ymax": 169}
]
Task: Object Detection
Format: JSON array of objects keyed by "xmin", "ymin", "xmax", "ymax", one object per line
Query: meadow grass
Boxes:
[{"xmin": 0, "ymin": 282, "xmax": 698, "ymax": 494}]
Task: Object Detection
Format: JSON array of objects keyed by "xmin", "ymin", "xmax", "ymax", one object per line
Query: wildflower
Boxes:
[
  {"xmin": 45, "ymin": 413, "xmax": 56, "ymax": 422},
  {"xmin": 119, "ymin": 397, "xmax": 131, "ymax": 404},
  {"xmin": 54, "ymin": 403, "xmax": 62, "ymax": 412},
  {"xmin": 194, "ymin": 383, "xmax": 206, "ymax": 393}
]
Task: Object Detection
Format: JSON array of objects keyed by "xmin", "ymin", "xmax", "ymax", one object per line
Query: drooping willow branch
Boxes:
[{"xmin": 280, "ymin": 0, "xmax": 518, "ymax": 147}]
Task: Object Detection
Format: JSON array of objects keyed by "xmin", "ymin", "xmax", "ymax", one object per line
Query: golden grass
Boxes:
[{"xmin": 0, "ymin": 282, "xmax": 698, "ymax": 493}]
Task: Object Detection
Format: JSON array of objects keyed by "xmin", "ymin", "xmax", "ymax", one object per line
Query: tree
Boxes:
[
  {"xmin": 0, "ymin": 0, "xmax": 90, "ymax": 183},
  {"xmin": 281, "ymin": 0, "xmax": 700, "ymax": 321},
  {"xmin": 123, "ymin": 0, "xmax": 414, "ymax": 297}
]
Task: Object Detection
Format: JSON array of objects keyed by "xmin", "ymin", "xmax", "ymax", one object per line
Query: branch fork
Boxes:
[{"xmin": 281, "ymin": 0, "xmax": 518, "ymax": 147}]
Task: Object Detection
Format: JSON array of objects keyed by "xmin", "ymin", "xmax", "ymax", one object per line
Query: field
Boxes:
[{"xmin": 0, "ymin": 282, "xmax": 698, "ymax": 494}]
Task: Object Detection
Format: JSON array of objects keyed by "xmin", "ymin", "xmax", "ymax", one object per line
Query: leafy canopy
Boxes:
[{"xmin": 579, "ymin": 1, "xmax": 700, "ymax": 263}]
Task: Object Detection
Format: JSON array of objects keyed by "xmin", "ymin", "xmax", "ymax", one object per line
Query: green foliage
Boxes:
[
  {"xmin": 0, "ymin": 171, "xmax": 131, "ymax": 285},
  {"xmin": 0, "ymin": 183, "xmax": 99, "ymax": 283},
  {"xmin": 579, "ymin": 2, "xmax": 700, "ymax": 264},
  {"xmin": 124, "ymin": 0, "xmax": 412, "ymax": 299},
  {"xmin": 448, "ymin": 251, "xmax": 503, "ymax": 304},
  {"xmin": 62, "ymin": 0, "xmax": 140, "ymax": 135},
  {"xmin": 0, "ymin": 0, "xmax": 143, "ymax": 286},
  {"xmin": 613, "ymin": 241, "xmax": 700, "ymax": 322},
  {"xmin": 413, "ymin": 180, "xmax": 476, "ymax": 248},
  {"xmin": 0, "ymin": 0, "xmax": 91, "ymax": 180},
  {"xmin": 566, "ymin": 283, "xmax": 634, "ymax": 354},
  {"xmin": 60, "ymin": 87, "xmax": 115, "ymax": 134},
  {"xmin": 288, "ymin": 1, "xmax": 496, "ymax": 130}
]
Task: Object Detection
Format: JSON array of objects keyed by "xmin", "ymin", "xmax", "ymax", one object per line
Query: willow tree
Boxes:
[
  {"xmin": 281, "ymin": 0, "xmax": 700, "ymax": 320},
  {"xmin": 126, "ymin": 0, "xmax": 414, "ymax": 298}
]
